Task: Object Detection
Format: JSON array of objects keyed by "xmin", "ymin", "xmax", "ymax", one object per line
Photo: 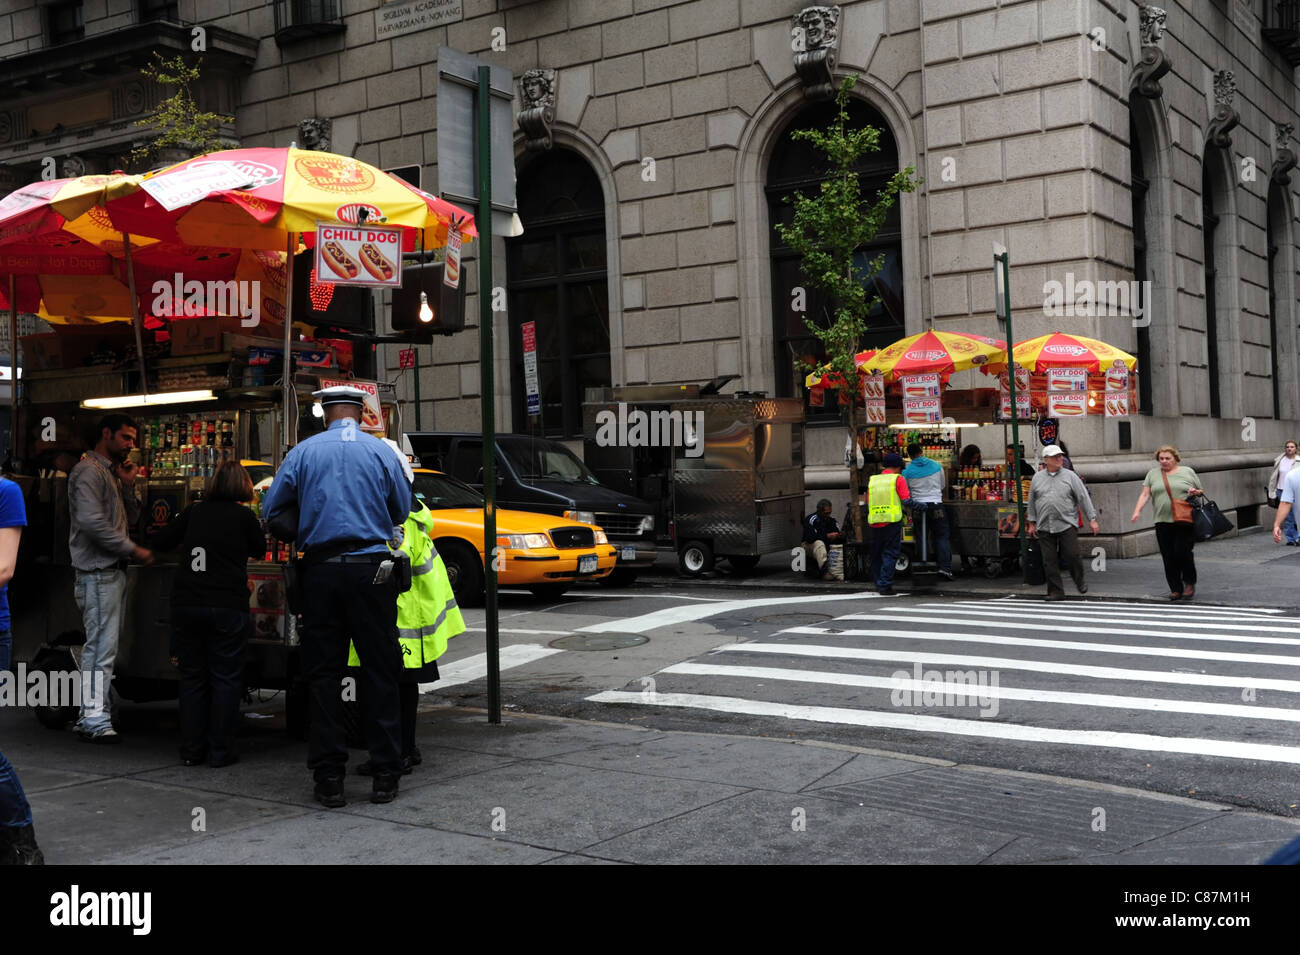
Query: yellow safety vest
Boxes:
[
  {"xmin": 868, "ymin": 473, "xmax": 903, "ymax": 524},
  {"xmin": 348, "ymin": 502, "xmax": 466, "ymax": 668}
]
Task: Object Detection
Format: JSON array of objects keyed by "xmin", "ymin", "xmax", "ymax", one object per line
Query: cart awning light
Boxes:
[{"xmin": 82, "ymin": 390, "xmax": 218, "ymax": 409}]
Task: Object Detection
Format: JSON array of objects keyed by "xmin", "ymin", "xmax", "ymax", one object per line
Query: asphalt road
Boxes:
[{"xmin": 438, "ymin": 582, "xmax": 1300, "ymax": 818}]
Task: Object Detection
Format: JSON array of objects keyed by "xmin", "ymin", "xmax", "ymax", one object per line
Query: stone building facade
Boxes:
[{"xmin": 1, "ymin": 0, "xmax": 1298, "ymax": 553}]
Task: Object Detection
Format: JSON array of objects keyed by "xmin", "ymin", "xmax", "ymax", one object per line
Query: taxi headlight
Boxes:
[
  {"xmin": 593, "ymin": 529, "xmax": 609, "ymax": 545},
  {"xmin": 564, "ymin": 510, "xmax": 596, "ymax": 525},
  {"xmin": 498, "ymin": 534, "xmax": 552, "ymax": 549}
]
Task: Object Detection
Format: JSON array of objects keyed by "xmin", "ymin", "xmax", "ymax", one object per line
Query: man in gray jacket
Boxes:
[
  {"xmin": 67, "ymin": 414, "xmax": 152, "ymax": 742},
  {"xmin": 1026, "ymin": 444, "xmax": 1099, "ymax": 601}
]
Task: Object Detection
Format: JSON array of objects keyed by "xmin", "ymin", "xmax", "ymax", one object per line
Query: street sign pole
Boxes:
[
  {"xmin": 994, "ymin": 244, "xmax": 1028, "ymax": 570},
  {"xmin": 476, "ymin": 65, "xmax": 500, "ymax": 725}
]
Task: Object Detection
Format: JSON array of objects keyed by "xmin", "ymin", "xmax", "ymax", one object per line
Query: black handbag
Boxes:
[{"xmin": 1191, "ymin": 497, "xmax": 1234, "ymax": 541}]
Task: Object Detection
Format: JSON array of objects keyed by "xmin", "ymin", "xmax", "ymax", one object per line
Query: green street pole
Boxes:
[
  {"xmin": 997, "ymin": 249, "xmax": 1028, "ymax": 570},
  {"xmin": 477, "ymin": 65, "xmax": 500, "ymax": 724}
]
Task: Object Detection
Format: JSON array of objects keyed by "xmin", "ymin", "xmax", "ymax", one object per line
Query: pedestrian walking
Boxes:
[
  {"xmin": 67, "ymin": 414, "xmax": 153, "ymax": 742},
  {"xmin": 1272, "ymin": 463, "xmax": 1300, "ymax": 547},
  {"xmin": 1130, "ymin": 445, "xmax": 1205, "ymax": 600},
  {"xmin": 801, "ymin": 498, "xmax": 843, "ymax": 580},
  {"xmin": 262, "ymin": 386, "xmax": 411, "ymax": 808},
  {"xmin": 1026, "ymin": 445, "xmax": 1099, "ymax": 601},
  {"xmin": 1267, "ymin": 440, "xmax": 1300, "ymax": 545},
  {"xmin": 147, "ymin": 460, "xmax": 265, "ymax": 768},
  {"xmin": 349, "ymin": 447, "xmax": 466, "ymax": 775},
  {"xmin": 867, "ymin": 453, "xmax": 910, "ymax": 595},
  {"xmin": 0, "ymin": 476, "xmax": 42, "ymax": 865},
  {"xmin": 902, "ymin": 442, "xmax": 952, "ymax": 579}
]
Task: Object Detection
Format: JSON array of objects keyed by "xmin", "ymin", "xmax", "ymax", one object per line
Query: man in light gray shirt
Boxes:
[
  {"xmin": 1026, "ymin": 444, "xmax": 1099, "ymax": 601},
  {"xmin": 67, "ymin": 414, "xmax": 152, "ymax": 742}
]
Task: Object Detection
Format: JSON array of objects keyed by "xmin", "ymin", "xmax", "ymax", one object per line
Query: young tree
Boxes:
[
  {"xmin": 774, "ymin": 75, "xmax": 919, "ymax": 543},
  {"xmin": 130, "ymin": 54, "xmax": 233, "ymax": 169}
]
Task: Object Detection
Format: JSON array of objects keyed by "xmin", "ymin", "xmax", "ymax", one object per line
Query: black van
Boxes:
[{"xmin": 405, "ymin": 432, "xmax": 656, "ymax": 585}]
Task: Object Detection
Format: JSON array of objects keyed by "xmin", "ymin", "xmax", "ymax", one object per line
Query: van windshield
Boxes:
[{"xmin": 501, "ymin": 440, "xmax": 601, "ymax": 485}]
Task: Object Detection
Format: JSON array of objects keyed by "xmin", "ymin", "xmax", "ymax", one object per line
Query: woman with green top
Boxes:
[{"xmin": 1129, "ymin": 445, "xmax": 1205, "ymax": 600}]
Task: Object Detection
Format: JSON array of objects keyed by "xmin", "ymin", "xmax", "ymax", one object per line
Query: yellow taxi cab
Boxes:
[{"xmin": 412, "ymin": 468, "xmax": 618, "ymax": 603}]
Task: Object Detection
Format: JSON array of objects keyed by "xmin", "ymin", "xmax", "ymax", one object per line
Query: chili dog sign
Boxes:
[{"xmin": 314, "ymin": 221, "xmax": 403, "ymax": 288}]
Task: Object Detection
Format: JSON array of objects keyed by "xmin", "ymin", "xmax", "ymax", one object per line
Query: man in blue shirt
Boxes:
[
  {"xmin": 902, "ymin": 442, "xmax": 952, "ymax": 579},
  {"xmin": 263, "ymin": 385, "xmax": 411, "ymax": 808}
]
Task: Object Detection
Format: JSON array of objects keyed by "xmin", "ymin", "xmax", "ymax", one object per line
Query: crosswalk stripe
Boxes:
[
  {"xmin": 425, "ymin": 644, "xmax": 564, "ymax": 692},
  {"xmin": 966, "ymin": 598, "xmax": 1285, "ymax": 616},
  {"xmin": 832, "ymin": 614, "xmax": 1300, "ymax": 646},
  {"xmin": 722, "ymin": 643, "xmax": 1300, "ymax": 693},
  {"xmin": 576, "ymin": 591, "xmax": 881, "ymax": 634},
  {"xmin": 782, "ymin": 625, "xmax": 1300, "ymax": 667},
  {"xmin": 894, "ymin": 607, "xmax": 1300, "ymax": 636},
  {"xmin": 942, "ymin": 600, "xmax": 1291, "ymax": 622},
  {"xmin": 660, "ymin": 662, "xmax": 1300, "ymax": 723},
  {"xmin": 584, "ymin": 690, "xmax": 1300, "ymax": 764}
]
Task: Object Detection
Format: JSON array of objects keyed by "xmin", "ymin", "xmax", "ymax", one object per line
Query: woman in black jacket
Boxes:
[{"xmin": 149, "ymin": 460, "xmax": 265, "ymax": 767}]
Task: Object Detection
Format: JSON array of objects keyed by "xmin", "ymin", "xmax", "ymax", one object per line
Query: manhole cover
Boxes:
[
  {"xmin": 549, "ymin": 633, "xmax": 648, "ymax": 651},
  {"xmin": 754, "ymin": 612, "xmax": 833, "ymax": 626}
]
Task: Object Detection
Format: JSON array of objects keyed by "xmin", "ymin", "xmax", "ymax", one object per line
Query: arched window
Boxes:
[
  {"xmin": 767, "ymin": 98, "xmax": 904, "ymax": 420},
  {"xmin": 506, "ymin": 148, "xmax": 610, "ymax": 438},
  {"xmin": 1129, "ymin": 115, "xmax": 1154, "ymax": 415},
  {"xmin": 1201, "ymin": 158, "xmax": 1222, "ymax": 418},
  {"xmin": 1267, "ymin": 179, "xmax": 1285, "ymax": 419}
]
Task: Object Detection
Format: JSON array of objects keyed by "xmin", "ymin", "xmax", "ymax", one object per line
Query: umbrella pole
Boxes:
[
  {"xmin": 123, "ymin": 234, "xmax": 148, "ymax": 398},
  {"xmin": 280, "ymin": 231, "xmax": 296, "ymax": 464},
  {"xmin": 8, "ymin": 275, "xmax": 16, "ymax": 466}
]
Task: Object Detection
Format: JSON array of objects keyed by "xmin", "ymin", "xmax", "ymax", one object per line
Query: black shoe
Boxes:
[
  {"xmin": 371, "ymin": 774, "xmax": 400, "ymax": 804},
  {"xmin": 1077, "ymin": 582, "xmax": 1088, "ymax": 594},
  {"xmin": 0, "ymin": 824, "xmax": 45, "ymax": 865},
  {"xmin": 1045, "ymin": 593, "xmax": 1065, "ymax": 601},
  {"xmin": 878, "ymin": 587, "xmax": 895, "ymax": 596},
  {"xmin": 314, "ymin": 778, "xmax": 345, "ymax": 809}
]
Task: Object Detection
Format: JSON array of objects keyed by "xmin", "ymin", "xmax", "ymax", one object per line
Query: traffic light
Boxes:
[
  {"xmin": 390, "ymin": 262, "xmax": 467, "ymax": 340},
  {"xmin": 290, "ymin": 250, "xmax": 374, "ymax": 334}
]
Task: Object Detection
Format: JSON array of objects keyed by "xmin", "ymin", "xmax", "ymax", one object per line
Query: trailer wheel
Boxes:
[
  {"xmin": 678, "ymin": 540, "xmax": 714, "ymax": 576},
  {"xmin": 894, "ymin": 550, "xmax": 912, "ymax": 578},
  {"xmin": 438, "ymin": 539, "xmax": 484, "ymax": 607},
  {"xmin": 727, "ymin": 555, "xmax": 761, "ymax": 574},
  {"xmin": 29, "ymin": 647, "xmax": 80, "ymax": 730}
]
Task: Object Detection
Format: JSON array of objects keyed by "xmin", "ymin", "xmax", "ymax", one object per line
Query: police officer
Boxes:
[{"xmin": 262, "ymin": 385, "xmax": 410, "ymax": 808}]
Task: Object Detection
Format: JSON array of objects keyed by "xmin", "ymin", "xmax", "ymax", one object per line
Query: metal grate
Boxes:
[
  {"xmin": 594, "ymin": 512, "xmax": 642, "ymax": 537},
  {"xmin": 550, "ymin": 526, "xmax": 595, "ymax": 549}
]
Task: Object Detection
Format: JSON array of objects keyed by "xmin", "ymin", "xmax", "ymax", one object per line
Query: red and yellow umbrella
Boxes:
[
  {"xmin": 861, "ymin": 329, "xmax": 1006, "ymax": 380},
  {"xmin": 803, "ymin": 349, "xmax": 878, "ymax": 389},
  {"xmin": 998, "ymin": 332, "xmax": 1138, "ymax": 373},
  {"xmin": 106, "ymin": 147, "xmax": 475, "ymax": 251},
  {"xmin": 0, "ymin": 173, "xmax": 144, "ymax": 247}
]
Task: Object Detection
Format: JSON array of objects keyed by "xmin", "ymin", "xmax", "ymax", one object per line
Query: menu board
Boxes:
[
  {"xmin": 863, "ymin": 373, "xmax": 886, "ymax": 424},
  {"xmin": 899, "ymin": 372, "xmax": 941, "ymax": 399},
  {"xmin": 902, "ymin": 396, "xmax": 942, "ymax": 424},
  {"xmin": 1048, "ymin": 392, "xmax": 1088, "ymax": 418},
  {"xmin": 1046, "ymin": 367, "xmax": 1087, "ymax": 392}
]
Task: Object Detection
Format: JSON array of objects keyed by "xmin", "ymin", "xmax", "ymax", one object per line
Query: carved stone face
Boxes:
[
  {"xmin": 804, "ymin": 11, "xmax": 827, "ymax": 46},
  {"xmin": 523, "ymin": 75, "xmax": 544, "ymax": 102}
]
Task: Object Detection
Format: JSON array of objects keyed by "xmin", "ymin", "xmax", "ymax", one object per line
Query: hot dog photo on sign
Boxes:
[{"xmin": 315, "ymin": 221, "xmax": 403, "ymax": 287}]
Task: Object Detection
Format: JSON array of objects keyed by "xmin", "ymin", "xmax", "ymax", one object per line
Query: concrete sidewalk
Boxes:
[
  {"xmin": 643, "ymin": 526, "xmax": 1300, "ymax": 611},
  {"xmin": 6, "ymin": 701, "xmax": 1298, "ymax": 865}
]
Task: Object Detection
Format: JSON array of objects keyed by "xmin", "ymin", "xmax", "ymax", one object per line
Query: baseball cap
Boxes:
[
  {"xmin": 1042, "ymin": 445, "xmax": 1064, "ymax": 457},
  {"xmin": 882, "ymin": 452, "xmax": 904, "ymax": 468}
]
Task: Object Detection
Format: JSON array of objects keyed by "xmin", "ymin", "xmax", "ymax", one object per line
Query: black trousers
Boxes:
[
  {"xmin": 171, "ymin": 606, "xmax": 250, "ymax": 764},
  {"xmin": 1155, "ymin": 521, "xmax": 1197, "ymax": 593},
  {"xmin": 301, "ymin": 562, "xmax": 403, "ymax": 781},
  {"xmin": 1037, "ymin": 526, "xmax": 1085, "ymax": 597}
]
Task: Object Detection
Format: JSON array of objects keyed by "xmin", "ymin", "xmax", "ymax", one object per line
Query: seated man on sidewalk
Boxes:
[
  {"xmin": 1026, "ymin": 444, "xmax": 1099, "ymax": 601},
  {"xmin": 801, "ymin": 498, "xmax": 843, "ymax": 580},
  {"xmin": 902, "ymin": 442, "xmax": 952, "ymax": 580},
  {"xmin": 868, "ymin": 454, "xmax": 911, "ymax": 595}
]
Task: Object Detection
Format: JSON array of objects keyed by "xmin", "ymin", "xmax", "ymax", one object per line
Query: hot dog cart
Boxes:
[
  {"xmin": 8, "ymin": 320, "xmax": 393, "ymax": 735},
  {"xmin": 582, "ymin": 383, "xmax": 806, "ymax": 575}
]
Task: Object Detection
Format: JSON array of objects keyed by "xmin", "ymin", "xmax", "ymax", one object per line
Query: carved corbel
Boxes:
[
  {"xmin": 792, "ymin": 5, "xmax": 841, "ymax": 101},
  {"xmin": 297, "ymin": 117, "xmax": 332, "ymax": 153},
  {"xmin": 1131, "ymin": 5, "xmax": 1170, "ymax": 100},
  {"xmin": 1206, "ymin": 70, "xmax": 1239, "ymax": 149},
  {"xmin": 517, "ymin": 68, "xmax": 556, "ymax": 152},
  {"xmin": 1273, "ymin": 123, "xmax": 1297, "ymax": 185}
]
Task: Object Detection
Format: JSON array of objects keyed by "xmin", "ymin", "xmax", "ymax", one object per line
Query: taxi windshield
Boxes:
[{"xmin": 411, "ymin": 471, "xmax": 484, "ymax": 508}]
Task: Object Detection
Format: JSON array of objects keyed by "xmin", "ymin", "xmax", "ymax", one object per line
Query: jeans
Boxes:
[
  {"xmin": 1285, "ymin": 508, "xmax": 1300, "ymax": 545},
  {"xmin": 1155, "ymin": 521, "xmax": 1197, "ymax": 594},
  {"xmin": 1037, "ymin": 526, "xmax": 1085, "ymax": 597},
  {"xmin": 171, "ymin": 606, "xmax": 250, "ymax": 764},
  {"xmin": 868, "ymin": 522, "xmax": 903, "ymax": 590},
  {"xmin": 909, "ymin": 502, "xmax": 952, "ymax": 574},
  {"xmin": 0, "ymin": 750, "xmax": 32, "ymax": 829},
  {"xmin": 0, "ymin": 628, "xmax": 10, "ymax": 675},
  {"xmin": 74, "ymin": 568, "xmax": 126, "ymax": 732},
  {"xmin": 301, "ymin": 562, "xmax": 403, "ymax": 782}
]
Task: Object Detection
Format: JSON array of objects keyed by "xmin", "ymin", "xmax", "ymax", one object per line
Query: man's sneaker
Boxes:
[
  {"xmin": 371, "ymin": 774, "xmax": 400, "ymax": 804},
  {"xmin": 76, "ymin": 725, "xmax": 120, "ymax": 744},
  {"xmin": 314, "ymin": 779, "xmax": 345, "ymax": 808},
  {"xmin": 937, "ymin": 569, "xmax": 954, "ymax": 580},
  {"xmin": 1077, "ymin": 582, "xmax": 1088, "ymax": 594}
]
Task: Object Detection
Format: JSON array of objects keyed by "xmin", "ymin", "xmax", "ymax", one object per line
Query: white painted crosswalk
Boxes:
[{"xmin": 586, "ymin": 597, "xmax": 1300, "ymax": 765}]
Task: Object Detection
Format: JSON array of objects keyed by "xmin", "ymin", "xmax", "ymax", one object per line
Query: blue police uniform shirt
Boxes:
[{"xmin": 262, "ymin": 418, "xmax": 409, "ymax": 554}]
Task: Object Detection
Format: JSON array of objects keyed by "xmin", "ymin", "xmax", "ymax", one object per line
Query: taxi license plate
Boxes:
[
  {"xmin": 621, "ymin": 546, "xmax": 636, "ymax": 561},
  {"xmin": 578, "ymin": 555, "xmax": 598, "ymax": 574}
]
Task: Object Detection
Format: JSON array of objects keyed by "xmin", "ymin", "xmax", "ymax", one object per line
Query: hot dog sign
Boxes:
[{"xmin": 315, "ymin": 221, "xmax": 403, "ymax": 288}]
